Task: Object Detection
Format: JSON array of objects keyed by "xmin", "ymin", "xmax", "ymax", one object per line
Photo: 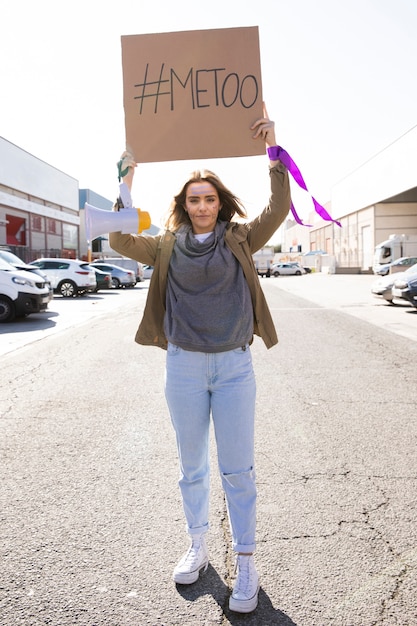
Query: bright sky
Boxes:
[{"xmin": 1, "ymin": 0, "xmax": 416, "ymax": 238}]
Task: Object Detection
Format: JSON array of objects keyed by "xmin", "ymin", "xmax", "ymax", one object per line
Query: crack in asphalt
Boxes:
[{"xmin": 258, "ymin": 466, "xmax": 416, "ymax": 623}]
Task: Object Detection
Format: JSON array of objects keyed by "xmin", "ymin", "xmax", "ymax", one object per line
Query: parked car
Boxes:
[
  {"xmin": 93, "ymin": 257, "xmax": 144, "ymax": 283},
  {"xmin": 142, "ymin": 265, "xmax": 154, "ymax": 280},
  {"xmin": 375, "ymin": 256, "xmax": 417, "ymax": 276},
  {"xmin": 371, "ymin": 272, "xmax": 400, "ymax": 304},
  {"xmin": 29, "ymin": 258, "xmax": 96, "ymax": 297},
  {"xmin": 93, "ymin": 267, "xmax": 113, "ymax": 292},
  {"xmin": 0, "ymin": 249, "xmax": 53, "ymax": 301},
  {"xmin": 0, "ymin": 258, "xmax": 50, "ymax": 322},
  {"xmin": 90, "ymin": 262, "xmax": 136, "ymax": 289},
  {"xmin": 372, "ymin": 262, "xmax": 417, "ymax": 305},
  {"xmin": 391, "ymin": 263, "xmax": 417, "ymax": 308},
  {"xmin": 270, "ymin": 262, "xmax": 306, "ymax": 276}
]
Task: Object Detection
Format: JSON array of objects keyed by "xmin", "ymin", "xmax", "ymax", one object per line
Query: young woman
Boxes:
[{"xmin": 109, "ymin": 106, "xmax": 291, "ymax": 613}]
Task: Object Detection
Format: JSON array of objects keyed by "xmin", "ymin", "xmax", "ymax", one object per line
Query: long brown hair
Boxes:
[{"xmin": 164, "ymin": 170, "xmax": 247, "ymax": 231}]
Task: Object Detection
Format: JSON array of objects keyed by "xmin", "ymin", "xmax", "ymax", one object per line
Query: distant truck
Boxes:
[
  {"xmin": 253, "ymin": 246, "xmax": 275, "ymax": 277},
  {"xmin": 373, "ymin": 234, "xmax": 417, "ymax": 274}
]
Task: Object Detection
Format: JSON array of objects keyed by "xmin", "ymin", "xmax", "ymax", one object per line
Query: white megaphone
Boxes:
[{"xmin": 84, "ymin": 204, "xmax": 151, "ymax": 242}]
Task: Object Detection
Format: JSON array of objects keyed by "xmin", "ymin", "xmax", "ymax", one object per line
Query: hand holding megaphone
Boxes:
[{"xmin": 84, "ymin": 150, "xmax": 151, "ymax": 243}]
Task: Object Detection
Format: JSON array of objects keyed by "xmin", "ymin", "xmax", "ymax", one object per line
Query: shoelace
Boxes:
[
  {"xmin": 182, "ymin": 541, "xmax": 203, "ymax": 567},
  {"xmin": 233, "ymin": 556, "xmax": 254, "ymax": 596}
]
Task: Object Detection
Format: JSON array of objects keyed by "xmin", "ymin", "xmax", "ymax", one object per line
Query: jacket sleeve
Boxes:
[
  {"xmin": 109, "ymin": 230, "xmax": 161, "ymax": 266},
  {"xmin": 245, "ymin": 163, "xmax": 291, "ymax": 254}
]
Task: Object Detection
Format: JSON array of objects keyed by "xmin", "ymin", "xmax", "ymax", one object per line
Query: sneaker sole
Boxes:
[
  {"xmin": 229, "ymin": 585, "xmax": 260, "ymax": 613},
  {"xmin": 173, "ymin": 560, "xmax": 209, "ymax": 585}
]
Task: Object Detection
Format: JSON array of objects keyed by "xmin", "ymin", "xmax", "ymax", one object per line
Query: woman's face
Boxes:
[{"xmin": 184, "ymin": 181, "xmax": 221, "ymax": 234}]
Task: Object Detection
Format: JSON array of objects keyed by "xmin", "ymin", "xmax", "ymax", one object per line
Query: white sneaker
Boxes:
[
  {"xmin": 173, "ymin": 535, "xmax": 209, "ymax": 584},
  {"xmin": 229, "ymin": 554, "xmax": 260, "ymax": 613}
]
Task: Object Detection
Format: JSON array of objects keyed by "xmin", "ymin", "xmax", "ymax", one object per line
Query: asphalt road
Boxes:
[{"xmin": 1, "ymin": 275, "xmax": 416, "ymax": 625}]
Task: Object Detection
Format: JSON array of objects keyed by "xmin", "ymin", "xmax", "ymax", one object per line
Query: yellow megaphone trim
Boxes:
[{"xmin": 136, "ymin": 208, "xmax": 151, "ymax": 233}]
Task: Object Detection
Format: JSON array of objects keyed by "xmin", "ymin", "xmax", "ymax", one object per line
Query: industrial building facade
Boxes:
[{"xmin": 0, "ymin": 138, "xmax": 82, "ymax": 262}]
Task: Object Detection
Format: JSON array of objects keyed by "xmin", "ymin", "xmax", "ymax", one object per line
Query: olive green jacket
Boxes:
[{"xmin": 109, "ymin": 164, "xmax": 291, "ymax": 350}]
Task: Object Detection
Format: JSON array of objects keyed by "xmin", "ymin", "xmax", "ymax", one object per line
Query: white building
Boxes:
[{"xmin": 0, "ymin": 137, "xmax": 80, "ymax": 262}]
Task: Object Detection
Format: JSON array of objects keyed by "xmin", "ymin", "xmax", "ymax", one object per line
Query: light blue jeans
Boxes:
[{"xmin": 164, "ymin": 342, "xmax": 257, "ymax": 553}]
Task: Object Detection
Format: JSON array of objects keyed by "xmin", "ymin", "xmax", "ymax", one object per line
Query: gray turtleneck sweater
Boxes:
[{"xmin": 164, "ymin": 221, "xmax": 253, "ymax": 352}]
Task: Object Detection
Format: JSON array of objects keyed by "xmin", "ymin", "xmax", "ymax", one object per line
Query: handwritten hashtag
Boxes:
[{"xmin": 134, "ymin": 63, "xmax": 170, "ymax": 114}]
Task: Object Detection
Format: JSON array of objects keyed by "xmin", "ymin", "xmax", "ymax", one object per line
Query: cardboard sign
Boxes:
[{"xmin": 121, "ymin": 26, "xmax": 264, "ymax": 163}]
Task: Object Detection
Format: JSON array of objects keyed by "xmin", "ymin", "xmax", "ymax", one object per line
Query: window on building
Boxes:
[
  {"xmin": 92, "ymin": 239, "xmax": 103, "ymax": 253},
  {"xmin": 47, "ymin": 219, "xmax": 57, "ymax": 234},
  {"xmin": 63, "ymin": 223, "xmax": 78, "ymax": 250},
  {"xmin": 32, "ymin": 215, "xmax": 43, "ymax": 231}
]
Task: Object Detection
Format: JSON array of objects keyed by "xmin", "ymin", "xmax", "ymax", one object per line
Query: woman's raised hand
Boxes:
[
  {"xmin": 251, "ymin": 103, "xmax": 277, "ymax": 148},
  {"xmin": 118, "ymin": 149, "xmax": 137, "ymax": 191}
]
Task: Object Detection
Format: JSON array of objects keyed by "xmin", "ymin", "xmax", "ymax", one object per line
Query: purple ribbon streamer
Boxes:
[{"xmin": 269, "ymin": 146, "xmax": 342, "ymax": 228}]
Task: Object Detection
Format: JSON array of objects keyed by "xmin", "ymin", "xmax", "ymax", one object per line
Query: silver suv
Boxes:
[
  {"xmin": 90, "ymin": 262, "xmax": 136, "ymax": 289},
  {"xmin": 29, "ymin": 258, "xmax": 96, "ymax": 297},
  {"xmin": 94, "ymin": 257, "xmax": 144, "ymax": 282}
]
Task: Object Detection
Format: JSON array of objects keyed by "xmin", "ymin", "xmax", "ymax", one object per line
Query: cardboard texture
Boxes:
[{"xmin": 121, "ymin": 27, "xmax": 264, "ymax": 163}]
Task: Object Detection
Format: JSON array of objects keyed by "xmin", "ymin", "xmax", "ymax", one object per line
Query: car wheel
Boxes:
[
  {"xmin": 0, "ymin": 296, "xmax": 16, "ymax": 322},
  {"xmin": 273, "ymin": 271, "xmax": 280, "ymax": 277},
  {"xmin": 295, "ymin": 270, "xmax": 301, "ymax": 275},
  {"xmin": 59, "ymin": 280, "xmax": 77, "ymax": 297},
  {"xmin": 111, "ymin": 277, "xmax": 120, "ymax": 288}
]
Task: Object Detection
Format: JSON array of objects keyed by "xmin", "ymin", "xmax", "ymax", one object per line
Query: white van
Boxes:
[
  {"xmin": 0, "ymin": 258, "xmax": 50, "ymax": 322},
  {"xmin": 94, "ymin": 257, "xmax": 144, "ymax": 282}
]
